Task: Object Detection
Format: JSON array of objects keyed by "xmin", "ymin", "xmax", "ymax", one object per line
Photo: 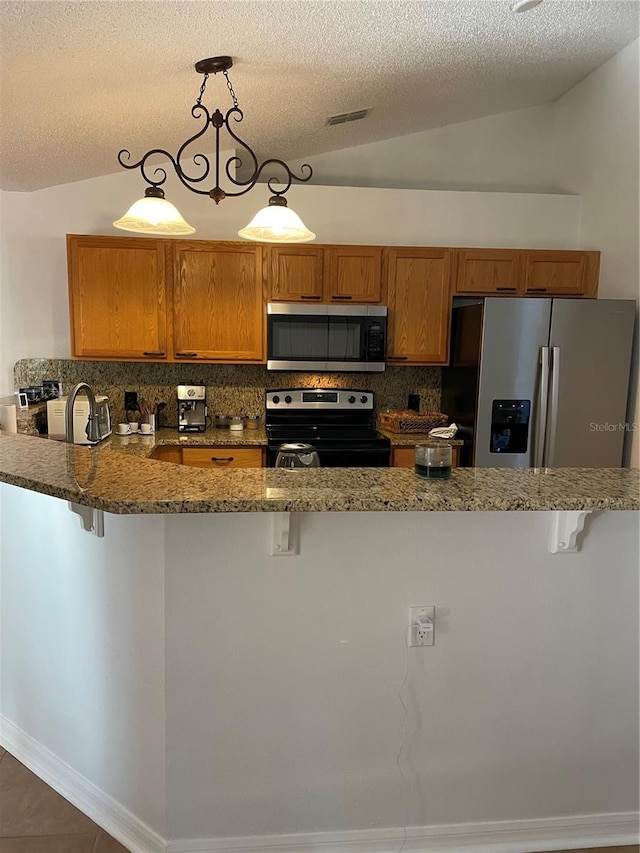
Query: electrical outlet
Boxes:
[
  {"xmin": 408, "ymin": 605, "xmax": 435, "ymax": 647},
  {"xmin": 124, "ymin": 391, "xmax": 138, "ymax": 411}
]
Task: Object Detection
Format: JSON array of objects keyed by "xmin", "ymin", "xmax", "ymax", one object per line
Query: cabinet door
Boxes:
[
  {"xmin": 524, "ymin": 250, "xmax": 588, "ymax": 296},
  {"xmin": 172, "ymin": 242, "xmax": 264, "ymax": 362},
  {"xmin": 268, "ymin": 246, "xmax": 324, "ymax": 302},
  {"xmin": 386, "ymin": 248, "xmax": 452, "ymax": 365},
  {"xmin": 181, "ymin": 447, "xmax": 263, "ymax": 468},
  {"xmin": 326, "ymin": 246, "xmax": 383, "ymax": 303},
  {"xmin": 67, "ymin": 235, "xmax": 168, "ymax": 359},
  {"xmin": 454, "ymin": 249, "xmax": 523, "ymax": 295}
]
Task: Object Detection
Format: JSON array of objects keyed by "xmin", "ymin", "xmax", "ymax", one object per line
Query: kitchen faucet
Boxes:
[{"xmin": 65, "ymin": 382, "xmax": 101, "ymax": 444}]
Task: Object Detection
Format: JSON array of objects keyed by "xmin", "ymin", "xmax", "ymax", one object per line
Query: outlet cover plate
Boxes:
[{"xmin": 409, "ymin": 605, "xmax": 435, "ymax": 647}]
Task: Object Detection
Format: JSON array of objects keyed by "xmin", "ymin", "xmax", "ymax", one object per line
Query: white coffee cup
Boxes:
[
  {"xmin": 128, "ymin": 421, "xmax": 139, "ymax": 433},
  {"xmin": 140, "ymin": 423, "xmax": 152, "ymax": 434},
  {"xmin": 117, "ymin": 423, "xmax": 129, "ymax": 435}
]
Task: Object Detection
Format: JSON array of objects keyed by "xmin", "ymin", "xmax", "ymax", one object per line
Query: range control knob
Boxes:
[
  {"xmin": 272, "ymin": 395, "xmax": 280, "ymax": 405},
  {"xmin": 348, "ymin": 395, "xmax": 356, "ymax": 404},
  {"xmin": 284, "ymin": 395, "xmax": 292, "ymax": 404},
  {"xmin": 360, "ymin": 395, "xmax": 368, "ymax": 404}
]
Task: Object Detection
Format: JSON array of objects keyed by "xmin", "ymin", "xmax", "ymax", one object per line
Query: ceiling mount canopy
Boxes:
[{"xmin": 113, "ymin": 56, "xmax": 315, "ymax": 242}]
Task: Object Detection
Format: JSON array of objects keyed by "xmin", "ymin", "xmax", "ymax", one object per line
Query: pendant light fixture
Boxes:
[{"xmin": 113, "ymin": 56, "xmax": 314, "ymax": 242}]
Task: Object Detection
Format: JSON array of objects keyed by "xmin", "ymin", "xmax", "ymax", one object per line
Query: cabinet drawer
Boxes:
[{"xmin": 181, "ymin": 447, "xmax": 263, "ymax": 468}]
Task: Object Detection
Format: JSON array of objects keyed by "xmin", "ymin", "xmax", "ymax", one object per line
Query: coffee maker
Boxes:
[{"xmin": 177, "ymin": 385, "xmax": 207, "ymax": 433}]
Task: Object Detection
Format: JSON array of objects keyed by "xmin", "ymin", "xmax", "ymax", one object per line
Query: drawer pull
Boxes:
[
  {"xmin": 331, "ymin": 295, "xmax": 353, "ymax": 300},
  {"xmin": 387, "ymin": 356, "xmax": 408, "ymax": 361},
  {"xmin": 300, "ymin": 295, "xmax": 322, "ymax": 300},
  {"xmin": 211, "ymin": 456, "xmax": 234, "ymax": 462},
  {"xmin": 496, "ymin": 287, "xmax": 516, "ymax": 292},
  {"xmin": 143, "ymin": 351, "xmax": 166, "ymax": 357},
  {"xmin": 528, "ymin": 287, "xmax": 547, "ymax": 292},
  {"xmin": 175, "ymin": 351, "xmax": 198, "ymax": 358}
]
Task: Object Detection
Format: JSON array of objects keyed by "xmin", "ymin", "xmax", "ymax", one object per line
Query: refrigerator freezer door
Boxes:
[
  {"xmin": 475, "ymin": 298, "xmax": 552, "ymax": 467},
  {"xmin": 546, "ymin": 299, "xmax": 635, "ymax": 467}
]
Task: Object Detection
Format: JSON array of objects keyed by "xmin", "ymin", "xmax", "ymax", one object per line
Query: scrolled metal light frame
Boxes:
[{"xmin": 117, "ymin": 56, "xmax": 313, "ymax": 205}]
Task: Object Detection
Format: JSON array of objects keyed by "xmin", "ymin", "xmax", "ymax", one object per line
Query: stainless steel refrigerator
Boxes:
[{"xmin": 442, "ymin": 298, "xmax": 636, "ymax": 468}]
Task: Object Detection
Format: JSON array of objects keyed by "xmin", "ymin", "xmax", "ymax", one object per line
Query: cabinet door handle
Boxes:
[
  {"xmin": 496, "ymin": 287, "xmax": 516, "ymax": 292},
  {"xmin": 211, "ymin": 456, "xmax": 234, "ymax": 463},
  {"xmin": 143, "ymin": 351, "xmax": 166, "ymax": 357},
  {"xmin": 387, "ymin": 356, "xmax": 408, "ymax": 361},
  {"xmin": 175, "ymin": 351, "xmax": 199, "ymax": 358},
  {"xmin": 331, "ymin": 295, "xmax": 353, "ymax": 300},
  {"xmin": 528, "ymin": 287, "xmax": 547, "ymax": 292},
  {"xmin": 300, "ymin": 295, "xmax": 322, "ymax": 300}
]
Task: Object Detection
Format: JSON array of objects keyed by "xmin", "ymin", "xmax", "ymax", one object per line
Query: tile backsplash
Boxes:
[{"xmin": 14, "ymin": 359, "xmax": 442, "ymax": 428}]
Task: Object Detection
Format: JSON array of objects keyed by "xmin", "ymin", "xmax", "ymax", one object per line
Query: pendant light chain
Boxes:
[
  {"xmin": 223, "ymin": 69, "xmax": 240, "ymax": 109},
  {"xmin": 196, "ymin": 73, "xmax": 209, "ymax": 107}
]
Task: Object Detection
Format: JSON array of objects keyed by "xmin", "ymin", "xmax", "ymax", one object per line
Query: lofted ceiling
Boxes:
[{"xmin": 0, "ymin": 0, "xmax": 638, "ymax": 192}]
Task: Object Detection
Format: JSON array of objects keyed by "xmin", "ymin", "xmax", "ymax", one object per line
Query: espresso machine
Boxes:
[{"xmin": 177, "ymin": 385, "xmax": 207, "ymax": 433}]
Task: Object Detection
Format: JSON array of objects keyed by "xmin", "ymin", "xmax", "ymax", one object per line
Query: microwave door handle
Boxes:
[{"xmin": 534, "ymin": 346, "xmax": 550, "ymax": 468}]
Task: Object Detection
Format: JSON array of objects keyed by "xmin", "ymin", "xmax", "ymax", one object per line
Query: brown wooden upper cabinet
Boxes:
[
  {"xmin": 326, "ymin": 246, "xmax": 383, "ymax": 303},
  {"xmin": 266, "ymin": 245, "xmax": 383, "ymax": 303},
  {"xmin": 67, "ymin": 235, "xmax": 168, "ymax": 360},
  {"xmin": 268, "ymin": 245, "xmax": 324, "ymax": 302},
  {"xmin": 523, "ymin": 250, "xmax": 599, "ymax": 297},
  {"xmin": 172, "ymin": 242, "xmax": 264, "ymax": 362},
  {"xmin": 454, "ymin": 247, "xmax": 600, "ymax": 297},
  {"xmin": 386, "ymin": 248, "xmax": 452, "ymax": 365},
  {"xmin": 454, "ymin": 248, "xmax": 524, "ymax": 295}
]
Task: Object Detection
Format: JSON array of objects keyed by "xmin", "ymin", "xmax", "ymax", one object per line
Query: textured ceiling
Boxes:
[{"xmin": 0, "ymin": 0, "xmax": 638, "ymax": 191}]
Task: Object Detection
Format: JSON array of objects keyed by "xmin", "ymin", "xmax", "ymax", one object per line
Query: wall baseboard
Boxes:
[
  {"xmin": 0, "ymin": 714, "xmax": 166, "ymax": 853},
  {"xmin": 168, "ymin": 811, "xmax": 639, "ymax": 853},
  {"xmin": 1, "ymin": 715, "xmax": 637, "ymax": 853}
]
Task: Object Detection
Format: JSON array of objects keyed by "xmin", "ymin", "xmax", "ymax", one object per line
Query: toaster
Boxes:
[{"xmin": 47, "ymin": 395, "xmax": 112, "ymax": 444}]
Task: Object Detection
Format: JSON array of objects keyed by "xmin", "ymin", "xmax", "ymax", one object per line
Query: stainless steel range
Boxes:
[{"xmin": 265, "ymin": 388, "xmax": 391, "ymax": 468}]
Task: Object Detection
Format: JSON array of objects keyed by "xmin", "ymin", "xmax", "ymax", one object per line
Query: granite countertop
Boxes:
[
  {"xmin": 0, "ymin": 432, "xmax": 638, "ymax": 515},
  {"xmin": 376, "ymin": 428, "xmax": 464, "ymax": 447},
  {"xmin": 102, "ymin": 426, "xmax": 269, "ymax": 456}
]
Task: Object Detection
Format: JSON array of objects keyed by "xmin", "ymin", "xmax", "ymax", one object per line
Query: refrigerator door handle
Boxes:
[
  {"xmin": 544, "ymin": 347, "xmax": 561, "ymax": 468},
  {"xmin": 534, "ymin": 346, "xmax": 550, "ymax": 468}
]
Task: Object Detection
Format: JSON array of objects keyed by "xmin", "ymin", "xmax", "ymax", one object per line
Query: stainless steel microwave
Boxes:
[{"xmin": 267, "ymin": 303, "xmax": 387, "ymax": 372}]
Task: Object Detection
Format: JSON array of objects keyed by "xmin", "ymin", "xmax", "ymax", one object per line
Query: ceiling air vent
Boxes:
[{"xmin": 326, "ymin": 108, "xmax": 372, "ymax": 126}]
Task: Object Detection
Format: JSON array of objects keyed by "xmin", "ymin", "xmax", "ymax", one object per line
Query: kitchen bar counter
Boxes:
[{"xmin": 0, "ymin": 432, "xmax": 637, "ymax": 515}]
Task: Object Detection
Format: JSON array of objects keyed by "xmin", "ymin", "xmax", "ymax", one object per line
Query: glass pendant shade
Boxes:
[
  {"xmin": 238, "ymin": 198, "xmax": 315, "ymax": 243},
  {"xmin": 113, "ymin": 194, "xmax": 195, "ymax": 235}
]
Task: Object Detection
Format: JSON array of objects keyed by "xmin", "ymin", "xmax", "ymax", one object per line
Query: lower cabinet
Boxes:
[
  {"xmin": 151, "ymin": 445, "xmax": 264, "ymax": 468},
  {"xmin": 392, "ymin": 446, "xmax": 460, "ymax": 469},
  {"xmin": 181, "ymin": 447, "xmax": 264, "ymax": 468},
  {"xmin": 150, "ymin": 446, "xmax": 183, "ymax": 465}
]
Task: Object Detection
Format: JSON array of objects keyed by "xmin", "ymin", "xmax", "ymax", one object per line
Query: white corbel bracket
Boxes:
[
  {"xmin": 549, "ymin": 510, "xmax": 593, "ymax": 554},
  {"xmin": 270, "ymin": 512, "xmax": 297, "ymax": 556},
  {"xmin": 68, "ymin": 502, "xmax": 105, "ymax": 537}
]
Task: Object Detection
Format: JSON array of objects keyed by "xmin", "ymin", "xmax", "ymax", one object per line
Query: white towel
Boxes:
[{"xmin": 429, "ymin": 423, "xmax": 458, "ymax": 439}]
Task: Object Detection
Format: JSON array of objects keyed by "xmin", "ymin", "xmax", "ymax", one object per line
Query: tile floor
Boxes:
[
  {"xmin": 0, "ymin": 743, "xmax": 637, "ymax": 853},
  {"xmin": 0, "ymin": 745, "xmax": 129, "ymax": 853}
]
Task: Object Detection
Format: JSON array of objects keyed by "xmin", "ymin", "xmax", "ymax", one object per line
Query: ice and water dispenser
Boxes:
[{"xmin": 490, "ymin": 400, "xmax": 531, "ymax": 455}]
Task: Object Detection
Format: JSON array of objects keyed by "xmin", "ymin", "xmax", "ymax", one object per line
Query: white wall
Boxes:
[
  {"xmin": 165, "ymin": 509, "xmax": 639, "ymax": 842},
  {"xmin": 0, "ymin": 176, "xmax": 580, "ymax": 396},
  {"xmin": 284, "ymin": 104, "xmax": 558, "ymax": 193},
  {"xmin": 553, "ymin": 38, "xmax": 640, "ymax": 466},
  {"xmin": 0, "ymin": 484, "xmax": 167, "ymax": 838}
]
